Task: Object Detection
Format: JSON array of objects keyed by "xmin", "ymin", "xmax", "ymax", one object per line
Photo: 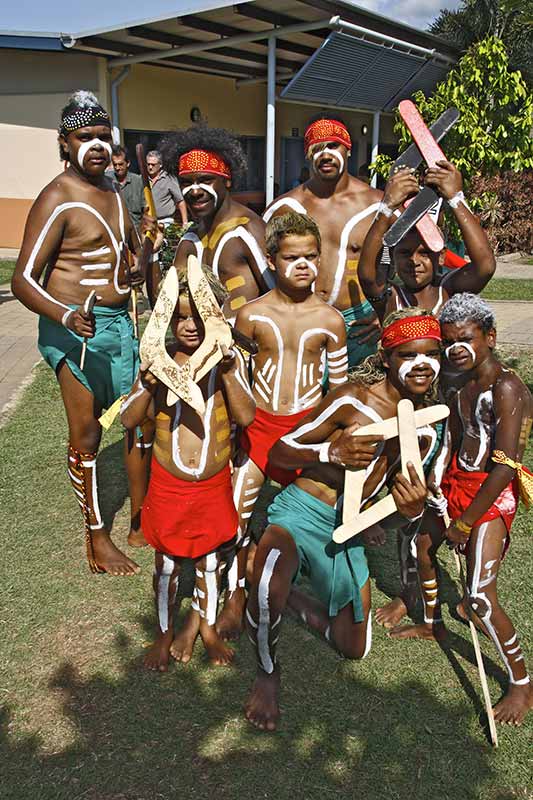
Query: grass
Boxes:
[
  {"xmin": 481, "ymin": 278, "xmax": 533, "ymax": 302},
  {"xmin": 1, "ymin": 350, "xmax": 532, "ymax": 800},
  {"xmin": 0, "ymin": 259, "xmax": 15, "ymax": 286}
]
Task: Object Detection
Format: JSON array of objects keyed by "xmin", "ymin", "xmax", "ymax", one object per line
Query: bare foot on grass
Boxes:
[
  {"xmin": 170, "ymin": 609, "xmax": 200, "ymax": 664},
  {"xmin": 200, "ymin": 624, "xmax": 234, "ymax": 666},
  {"xmin": 245, "ymin": 666, "xmax": 281, "ymax": 732},
  {"xmin": 389, "ymin": 622, "xmax": 447, "ymax": 642},
  {"xmin": 375, "ymin": 597, "xmax": 408, "ymax": 629},
  {"xmin": 91, "ymin": 530, "xmax": 140, "ymax": 576},
  {"xmin": 493, "ymin": 683, "xmax": 533, "ymax": 726},
  {"xmin": 143, "ymin": 629, "xmax": 173, "ymax": 672}
]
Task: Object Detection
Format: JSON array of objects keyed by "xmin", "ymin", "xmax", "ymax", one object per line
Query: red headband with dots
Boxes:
[
  {"xmin": 381, "ymin": 316, "xmax": 441, "ymax": 350},
  {"xmin": 178, "ymin": 149, "xmax": 231, "ymax": 178}
]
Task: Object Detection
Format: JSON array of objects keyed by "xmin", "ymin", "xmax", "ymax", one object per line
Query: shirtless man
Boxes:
[
  {"xmin": 263, "ymin": 117, "xmax": 382, "ymax": 368},
  {"xmin": 244, "ymin": 309, "xmax": 443, "ymax": 731},
  {"xmin": 11, "ymin": 90, "xmax": 152, "ymax": 576},
  {"xmin": 158, "ymin": 125, "xmax": 271, "ymax": 321},
  {"xmin": 358, "ymin": 161, "xmax": 496, "ymax": 322},
  {"xmin": 121, "ymin": 264, "xmax": 255, "ymax": 669},
  {"xmin": 216, "ymin": 211, "xmax": 348, "ymax": 640},
  {"xmin": 390, "ymin": 294, "xmax": 533, "ymax": 726}
]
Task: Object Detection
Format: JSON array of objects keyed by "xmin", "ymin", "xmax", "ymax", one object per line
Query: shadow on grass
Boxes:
[
  {"xmin": 1, "ymin": 628, "xmax": 495, "ymax": 800},
  {"xmin": 97, "ymin": 438, "xmax": 129, "ymax": 532}
]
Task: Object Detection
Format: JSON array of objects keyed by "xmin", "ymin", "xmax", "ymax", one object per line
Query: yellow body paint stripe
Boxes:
[
  {"xmin": 230, "ymin": 295, "xmax": 247, "ymax": 311},
  {"xmin": 215, "ymin": 445, "xmax": 231, "ymax": 462},
  {"xmin": 215, "ymin": 406, "xmax": 228, "ymax": 422},
  {"xmin": 226, "ymin": 275, "xmax": 246, "ymax": 291},
  {"xmin": 346, "ymin": 259, "xmax": 359, "ymax": 272},
  {"xmin": 208, "ymin": 217, "xmax": 249, "ymax": 250},
  {"xmin": 216, "ymin": 427, "xmax": 231, "ymax": 442}
]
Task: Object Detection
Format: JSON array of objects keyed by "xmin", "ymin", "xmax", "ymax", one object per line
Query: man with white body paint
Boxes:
[
  {"xmin": 391, "ymin": 294, "xmax": 533, "ymax": 726},
  {"xmin": 11, "ymin": 90, "xmax": 155, "ymax": 576},
  {"xmin": 358, "ymin": 162, "xmax": 496, "ymax": 322},
  {"xmin": 121, "ymin": 265, "xmax": 255, "ymax": 670},
  {"xmin": 216, "ymin": 211, "xmax": 348, "ymax": 641},
  {"xmin": 157, "ymin": 125, "xmax": 270, "ymax": 321},
  {"xmin": 263, "ymin": 117, "xmax": 382, "ymax": 369},
  {"xmin": 244, "ymin": 309, "xmax": 441, "ymax": 731}
]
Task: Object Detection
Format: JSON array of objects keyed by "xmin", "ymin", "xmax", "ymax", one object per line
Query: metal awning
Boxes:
[{"xmin": 281, "ymin": 29, "xmax": 450, "ymax": 112}]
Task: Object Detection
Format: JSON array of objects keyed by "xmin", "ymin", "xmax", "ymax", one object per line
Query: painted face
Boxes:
[
  {"xmin": 310, "ymin": 141, "xmax": 349, "ymax": 181},
  {"xmin": 441, "ymin": 320, "xmax": 495, "ymax": 372},
  {"xmin": 112, "ymin": 155, "xmax": 129, "ymax": 181},
  {"xmin": 62, "ymin": 125, "xmax": 112, "ymax": 177},
  {"xmin": 146, "ymin": 156, "xmax": 162, "ymax": 178},
  {"xmin": 180, "ymin": 171, "xmax": 229, "ymax": 218},
  {"xmin": 385, "ymin": 338, "xmax": 442, "ymax": 396},
  {"xmin": 171, "ymin": 295, "xmax": 205, "ymax": 353},
  {"xmin": 393, "ymin": 229, "xmax": 442, "ymax": 290},
  {"xmin": 269, "ymin": 233, "xmax": 319, "ymax": 290}
]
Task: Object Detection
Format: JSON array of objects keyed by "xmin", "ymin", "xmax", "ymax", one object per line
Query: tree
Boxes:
[{"xmin": 429, "ymin": 0, "xmax": 533, "ymax": 85}]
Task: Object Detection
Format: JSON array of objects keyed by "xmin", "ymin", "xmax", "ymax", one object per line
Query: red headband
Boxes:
[
  {"xmin": 381, "ymin": 316, "xmax": 441, "ymax": 350},
  {"xmin": 178, "ymin": 149, "xmax": 231, "ymax": 178},
  {"xmin": 304, "ymin": 119, "xmax": 352, "ymax": 155}
]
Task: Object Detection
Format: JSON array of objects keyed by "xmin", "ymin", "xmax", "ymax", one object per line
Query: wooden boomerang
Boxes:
[
  {"xmin": 440, "ymin": 502, "xmax": 499, "ymax": 747},
  {"xmin": 80, "ymin": 289, "xmax": 97, "ymax": 371},
  {"xmin": 335, "ymin": 402, "xmax": 450, "ymax": 543},
  {"xmin": 186, "ymin": 254, "xmax": 232, "ymax": 382}
]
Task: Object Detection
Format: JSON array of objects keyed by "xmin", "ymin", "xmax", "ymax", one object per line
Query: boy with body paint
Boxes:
[
  {"xmin": 11, "ymin": 90, "xmax": 155, "ymax": 576},
  {"xmin": 216, "ymin": 211, "xmax": 349, "ymax": 641},
  {"xmin": 157, "ymin": 125, "xmax": 270, "ymax": 322},
  {"xmin": 358, "ymin": 161, "xmax": 495, "ymax": 321},
  {"xmin": 263, "ymin": 117, "xmax": 382, "ymax": 368},
  {"xmin": 390, "ymin": 294, "xmax": 533, "ymax": 726},
  {"xmin": 244, "ymin": 309, "xmax": 442, "ymax": 731},
  {"xmin": 121, "ymin": 265, "xmax": 255, "ymax": 670}
]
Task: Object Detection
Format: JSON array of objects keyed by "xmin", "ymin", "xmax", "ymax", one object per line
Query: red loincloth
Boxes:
[
  {"xmin": 141, "ymin": 458, "xmax": 238, "ymax": 558},
  {"xmin": 241, "ymin": 406, "xmax": 311, "ymax": 486},
  {"xmin": 444, "ymin": 249, "xmax": 468, "ymax": 269},
  {"xmin": 441, "ymin": 453, "xmax": 519, "ymax": 556}
]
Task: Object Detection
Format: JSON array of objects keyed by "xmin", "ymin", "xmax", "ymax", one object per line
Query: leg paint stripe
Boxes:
[{"xmin": 257, "ymin": 548, "xmax": 281, "ymax": 674}]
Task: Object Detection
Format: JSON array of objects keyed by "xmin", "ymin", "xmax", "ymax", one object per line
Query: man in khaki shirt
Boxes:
[{"xmin": 146, "ymin": 150, "xmax": 188, "ymax": 226}]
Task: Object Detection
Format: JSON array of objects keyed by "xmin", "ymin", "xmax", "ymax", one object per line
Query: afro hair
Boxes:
[
  {"xmin": 439, "ymin": 293, "xmax": 496, "ymax": 332},
  {"xmin": 159, "ymin": 124, "xmax": 247, "ymax": 184}
]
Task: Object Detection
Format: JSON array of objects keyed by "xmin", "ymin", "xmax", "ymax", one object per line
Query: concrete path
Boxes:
[{"xmin": 0, "ymin": 284, "xmax": 40, "ymax": 419}]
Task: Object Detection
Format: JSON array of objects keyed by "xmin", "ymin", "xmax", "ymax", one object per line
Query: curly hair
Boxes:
[
  {"xmin": 159, "ymin": 124, "xmax": 247, "ymax": 184},
  {"xmin": 439, "ymin": 292, "xmax": 496, "ymax": 332},
  {"xmin": 348, "ymin": 307, "xmax": 440, "ymax": 404},
  {"xmin": 265, "ymin": 211, "xmax": 321, "ymax": 258},
  {"xmin": 175, "ymin": 262, "xmax": 228, "ymax": 309}
]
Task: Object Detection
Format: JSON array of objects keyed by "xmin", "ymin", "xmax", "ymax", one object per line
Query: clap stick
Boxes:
[
  {"xmin": 80, "ymin": 289, "xmax": 97, "ymax": 371},
  {"xmin": 123, "ymin": 245, "xmax": 139, "ymax": 339},
  {"xmin": 439, "ymin": 495, "xmax": 499, "ymax": 747}
]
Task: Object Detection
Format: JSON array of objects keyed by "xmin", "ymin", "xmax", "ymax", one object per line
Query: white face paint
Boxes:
[
  {"xmin": 182, "ymin": 182, "xmax": 218, "ymax": 207},
  {"xmin": 284, "ymin": 257, "xmax": 318, "ymax": 279},
  {"xmin": 77, "ymin": 138, "xmax": 112, "ymax": 170},
  {"xmin": 445, "ymin": 341, "xmax": 476, "ymax": 364},
  {"xmin": 398, "ymin": 353, "xmax": 441, "ymax": 386},
  {"xmin": 313, "ymin": 147, "xmax": 345, "ymax": 174}
]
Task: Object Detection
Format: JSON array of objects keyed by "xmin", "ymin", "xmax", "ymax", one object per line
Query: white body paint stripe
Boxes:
[
  {"xmin": 80, "ymin": 277, "xmax": 109, "ymax": 286},
  {"xmin": 263, "ymin": 196, "xmax": 307, "ymax": 223},
  {"xmin": 294, "ymin": 328, "xmax": 338, "ymax": 410},
  {"xmin": 212, "ymin": 226, "xmax": 275, "ymax": 289},
  {"xmin": 81, "ymin": 262, "xmax": 112, "ymax": 271},
  {"xmin": 329, "ymin": 203, "xmax": 381, "ymax": 307},
  {"xmin": 257, "ymin": 548, "xmax": 281, "ymax": 674},
  {"xmin": 205, "ymin": 552, "xmax": 218, "ymax": 626},
  {"xmin": 250, "ymin": 315, "xmax": 284, "ymax": 411},
  {"xmin": 171, "ymin": 369, "xmax": 216, "ymax": 478},
  {"xmin": 82, "ymin": 246, "xmax": 111, "ymax": 257}
]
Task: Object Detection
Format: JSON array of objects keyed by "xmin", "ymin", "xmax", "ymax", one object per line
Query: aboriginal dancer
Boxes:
[
  {"xmin": 244, "ymin": 309, "xmax": 443, "ymax": 731},
  {"xmin": 12, "ymin": 91, "xmax": 153, "ymax": 575},
  {"xmin": 121, "ymin": 264, "xmax": 255, "ymax": 669},
  {"xmin": 158, "ymin": 125, "xmax": 271, "ymax": 321},
  {"xmin": 391, "ymin": 294, "xmax": 533, "ymax": 726},
  {"xmin": 264, "ymin": 116, "xmax": 383, "ymax": 368},
  {"xmin": 216, "ymin": 211, "xmax": 348, "ymax": 640}
]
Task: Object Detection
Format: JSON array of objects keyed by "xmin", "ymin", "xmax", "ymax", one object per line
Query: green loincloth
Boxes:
[
  {"xmin": 267, "ymin": 483, "xmax": 369, "ymax": 622},
  {"xmin": 342, "ymin": 300, "xmax": 378, "ymax": 369},
  {"xmin": 38, "ymin": 303, "xmax": 139, "ymax": 411}
]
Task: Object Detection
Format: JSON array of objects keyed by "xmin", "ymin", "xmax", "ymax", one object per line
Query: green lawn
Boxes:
[
  {"xmin": 481, "ymin": 278, "xmax": 533, "ymax": 302},
  {"xmin": 1, "ymin": 351, "xmax": 532, "ymax": 800},
  {"xmin": 0, "ymin": 259, "xmax": 15, "ymax": 286}
]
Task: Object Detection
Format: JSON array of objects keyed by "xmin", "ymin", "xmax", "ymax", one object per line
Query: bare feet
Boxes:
[
  {"xmin": 143, "ymin": 628, "xmax": 173, "ymax": 672},
  {"xmin": 170, "ymin": 609, "xmax": 200, "ymax": 664},
  {"xmin": 455, "ymin": 599, "xmax": 489, "ymax": 637},
  {"xmin": 216, "ymin": 588, "xmax": 246, "ymax": 641},
  {"xmin": 245, "ymin": 666, "xmax": 281, "ymax": 731},
  {"xmin": 128, "ymin": 526, "xmax": 149, "ymax": 548},
  {"xmin": 493, "ymin": 683, "xmax": 533, "ymax": 726},
  {"xmin": 389, "ymin": 622, "xmax": 447, "ymax": 642},
  {"xmin": 200, "ymin": 623, "xmax": 234, "ymax": 666},
  {"xmin": 375, "ymin": 597, "xmax": 408, "ymax": 629},
  {"xmin": 91, "ymin": 530, "xmax": 140, "ymax": 576}
]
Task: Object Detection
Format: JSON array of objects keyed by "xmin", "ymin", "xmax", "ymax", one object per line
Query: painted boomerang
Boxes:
[
  {"xmin": 334, "ymin": 401, "xmax": 450, "ymax": 544},
  {"xmin": 384, "ymin": 102, "xmax": 460, "ymax": 250}
]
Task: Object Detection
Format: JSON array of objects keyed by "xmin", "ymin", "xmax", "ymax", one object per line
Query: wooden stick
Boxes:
[
  {"xmin": 441, "ymin": 501, "xmax": 499, "ymax": 747},
  {"xmin": 80, "ymin": 290, "xmax": 97, "ymax": 371},
  {"xmin": 131, "ymin": 288, "xmax": 139, "ymax": 340}
]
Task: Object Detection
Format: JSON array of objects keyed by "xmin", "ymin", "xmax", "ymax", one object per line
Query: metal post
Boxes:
[
  {"xmin": 266, "ymin": 34, "xmax": 276, "ymax": 207},
  {"xmin": 370, "ymin": 110, "xmax": 380, "ymax": 188},
  {"xmin": 110, "ymin": 66, "xmax": 130, "ymax": 144}
]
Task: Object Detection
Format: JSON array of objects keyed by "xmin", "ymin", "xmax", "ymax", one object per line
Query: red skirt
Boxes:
[
  {"xmin": 141, "ymin": 459, "xmax": 238, "ymax": 558},
  {"xmin": 441, "ymin": 454, "xmax": 519, "ymax": 555},
  {"xmin": 241, "ymin": 406, "xmax": 311, "ymax": 486}
]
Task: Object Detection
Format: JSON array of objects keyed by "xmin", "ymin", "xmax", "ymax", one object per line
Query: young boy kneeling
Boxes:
[{"xmin": 121, "ymin": 265, "xmax": 255, "ymax": 669}]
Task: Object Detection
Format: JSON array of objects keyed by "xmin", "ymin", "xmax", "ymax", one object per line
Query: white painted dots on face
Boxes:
[
  {"xmin": 77, "ymin": 138, "xmax": 112, "ymax": 170},
  {"xmin": 397, "ymin": 353, "xmax": 441, "ymax": 386}
]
